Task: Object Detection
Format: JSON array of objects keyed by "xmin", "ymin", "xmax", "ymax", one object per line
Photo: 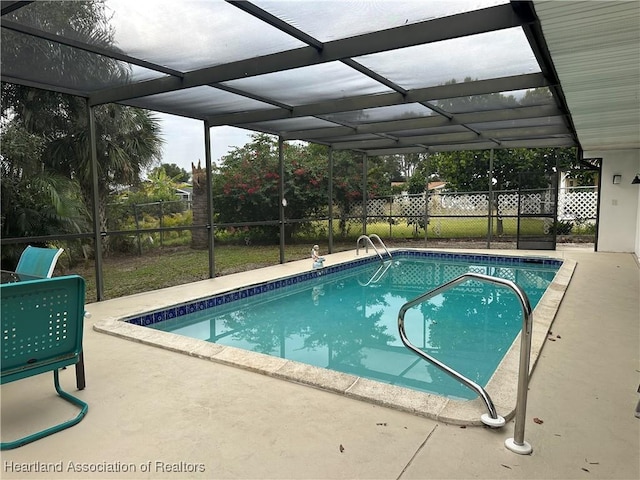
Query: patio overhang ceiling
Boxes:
[
  {"xmin": 533, "ymin": 1, "xmax": 640, "ymax": 152},
  {"xmin": 2, "ymin": 1, "xmax": 637, "ymax": 156}
]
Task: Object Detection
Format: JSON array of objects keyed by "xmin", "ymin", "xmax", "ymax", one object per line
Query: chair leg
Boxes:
[
  {"xmin": 75, "ymin": 352, "xmax": 86, "ymax": 390},
  {"xmin": 1, "ymin": 370, "xmax": 89, "ymax": 450}
]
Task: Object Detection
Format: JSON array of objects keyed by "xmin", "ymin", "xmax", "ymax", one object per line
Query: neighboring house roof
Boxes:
[
  {"xmin": 428, "ymin": 181, "xmax": 447, "ymax": 191},
  {"xmin": 391, "ymin": 181, "xmax": 448, "ymax": 192},
  {"xmin": 175, "ymin": 188, "xmax": 192, "ymax": 200}
]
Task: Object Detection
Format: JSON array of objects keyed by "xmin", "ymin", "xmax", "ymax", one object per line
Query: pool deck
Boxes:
[{"xmin": 1, "ymin": 246, "xmax": 639, "ymax": 479}]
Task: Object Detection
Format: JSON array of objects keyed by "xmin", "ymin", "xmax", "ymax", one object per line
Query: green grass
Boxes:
[
  {"xmin": 75, "ymin": 244, "xmax": 316, "ymax": 302},
  {"xmin": 71, "ymin": 217, "xmax": 570, "ymax": 303}
]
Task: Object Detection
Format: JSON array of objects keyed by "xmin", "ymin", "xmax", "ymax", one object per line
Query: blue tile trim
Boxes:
[{"xmin": 124, "ymin": 250, "xmax": 562, "ymax": 328}]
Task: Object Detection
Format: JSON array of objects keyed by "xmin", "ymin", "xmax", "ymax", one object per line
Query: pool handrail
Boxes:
[
  {"xmin": 356, "ymin": 235, "xmax": 383, "ymax": 261},
  {"xmin": 356, "ymin": 234, "xmax": 391, "ymax": 262},
  {"xmin": 368, "ymin": 234, "xmax": 393, "ymax": 259},
  {"xmin": 398, "ymin": 272, "xmax": 534, "ymax": 454}
]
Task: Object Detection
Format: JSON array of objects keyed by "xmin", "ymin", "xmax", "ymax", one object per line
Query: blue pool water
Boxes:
[{"xmin": 131, "ymin": 251, "xmax": 560, "ymax": 400}]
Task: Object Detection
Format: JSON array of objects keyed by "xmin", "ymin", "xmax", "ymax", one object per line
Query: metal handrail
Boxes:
[
  {"xmin": 356, "ymin": 235, "xmax": 383, "ymax": 261},
  {"xmin": 398, "ymin": 272, "xmax": 534, "ymax": 452},
  {"xmin": 356, "ymin": 234, "xmax": 392, "ymax": 262},
  {"xmin": 368, "ymin": 234, "xmax": 392, "ymax": 259}
]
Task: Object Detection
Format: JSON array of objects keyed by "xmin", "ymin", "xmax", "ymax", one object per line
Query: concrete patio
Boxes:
[{"xmin": 1, "ymin": 247, "xmax": 638, "ymax": 479}]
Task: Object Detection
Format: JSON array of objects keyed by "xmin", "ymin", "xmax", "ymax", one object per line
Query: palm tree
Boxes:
[
  {"xmin": 1, "ymin": 1, "xmax": 164, "ymax": 253},
  {"xmin": 46, "ymin": 98, "xmax": 164, "ymax": 250},
  {"xmin": 0, "ymin": 123, "xmax": 88, "ymax": 268}
]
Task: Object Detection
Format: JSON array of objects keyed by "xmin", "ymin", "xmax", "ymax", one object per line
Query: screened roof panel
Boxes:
[
  {"xmin": 435, "ymin": 87, "xmax": 555, "ymax": 114},
  {"xmin": 0, "ymin": 28, "xmax": 165, "ymax": 93},
  {"xmin": 322, "ymin": 104, "xmax": 438, "ymax": 125},
  {"xmin": 3, "ymin": 2, "xmax": 116, "ymax": 46},
  {"xmin": 468, "ymin": 115, "xmax": 568, "ymax": 131},
  {"xmin": 5, "ymin": 0, "xmax": 308, "ymax": 73},
  {"xmin": 252, "ymin": 0, "xmax": 509, "ymax": 42},
  {"xmin": 246, "ymin": 117, "xmax": 339, "ymax": 133},
  {"xmin": 105, "ymin": 0, "xmax": 307, "ymax": 72},
  {"xmin": 125, "ymin": 86, "xmax": 278, "ymax": 119},
  {"xmin": 391, "ymin": 125, "xmax": 470, "ymax": 138},
  {"xmin": 321, "ymin": 133, "xmax": 388, "ymax": 144},
  {"xmin": 4, "ymin": 0, "xmax": 614, "ymax": 154},
  {"xmin": 220, "ymin": 62, "xmax": 394, "ymax": 106},
  {"xmin": 354, "ymin": 28, "xmax": 540, "ymax": 90}
]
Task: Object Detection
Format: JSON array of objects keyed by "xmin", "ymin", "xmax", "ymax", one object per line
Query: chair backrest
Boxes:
[
  {"xmin": 15, "ymin": 246, "xmax": 64, "ymax": 278},
  {"xmin": 1, "ymin": 275, "xmax": 85, "ymax": 382}
]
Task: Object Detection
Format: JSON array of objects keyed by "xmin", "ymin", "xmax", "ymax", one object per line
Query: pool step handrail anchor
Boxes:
[
  {"xmin": 398, "ymin": 272, "xmax": 534, "ymax": 454},
  {"xmin": 356, "ymin": 234, "xmax": 392, "ymax": 262}
]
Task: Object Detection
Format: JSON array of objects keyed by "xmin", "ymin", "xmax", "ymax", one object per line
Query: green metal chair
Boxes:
[
  {"xmin": 15, "ymin": 246, "xmax": 87, "ymax": 391},
  {"xmin": 1, "ymin": 275, "xmax": 88, "ymax": 450},
  {"xmin": 15, "ymin": 246, "xmax": 64, "ymax": 278}
]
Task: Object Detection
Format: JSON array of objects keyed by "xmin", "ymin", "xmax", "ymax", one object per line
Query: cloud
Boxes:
[{"xmin": 155, "ymin": 113, "xmax": 254, "ymax": 173}]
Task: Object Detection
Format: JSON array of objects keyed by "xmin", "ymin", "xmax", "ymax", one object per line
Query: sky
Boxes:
[{"xmin": 155, "ymin": 113, "xmax": 254, "ymax": 175}]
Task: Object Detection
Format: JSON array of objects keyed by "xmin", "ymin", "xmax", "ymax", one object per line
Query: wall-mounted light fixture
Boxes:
[
  {"xmin": 632, "ymin": 174, "xmax": 640, "ymax": 185},
  {"xmin": 613, "ymin": 174, "xmax": 622, "ymax": 184}
]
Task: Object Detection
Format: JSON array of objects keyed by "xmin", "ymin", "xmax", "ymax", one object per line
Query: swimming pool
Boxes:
[
  {"xmin": 95, "ymin": 249, "xmax": 575, "ymax": 423},
  {"xmin": 144, "ymin": 254, "xmax": 557, "ymax": 400}
]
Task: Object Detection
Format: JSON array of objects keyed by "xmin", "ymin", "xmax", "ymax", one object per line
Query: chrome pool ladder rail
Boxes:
[
  {"xmin": 368, "ymin": 234, "xmax": 392, "ymax": 259},
  {"xmin": 356, "ymin": 235, "xmax": 383, "ymax": 261},
  {"xmin": 356, "ymin": 234, "xmax": 392, "ymax": 262},
  {"xmin": 397, "ymin": 272, "xmax": 534, "ymax": 454}
]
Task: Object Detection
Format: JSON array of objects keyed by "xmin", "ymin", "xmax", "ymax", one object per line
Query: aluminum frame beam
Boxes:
[
  {"xmin": 363, "ymin": 137, "xmax": 575, "ymax": 156},
  {"xmin": 0, "ymin": 1, "xmax": 32, "ymax": 16},
  {"xmin": 0, "ymin": 74, "xmax": 90, "ymax": 98}
]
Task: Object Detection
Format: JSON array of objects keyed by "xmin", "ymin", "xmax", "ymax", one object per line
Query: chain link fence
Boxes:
[
  {"xmin": 103, "ymin": 186, "xmax": 596, "ymax": 254},
  {"xmin": 347, "ymin": 186, "xmax": 597, "ymax": 248}
]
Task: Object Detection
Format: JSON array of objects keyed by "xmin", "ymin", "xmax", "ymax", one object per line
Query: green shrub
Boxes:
[
  {"xmin": 573, "ymin": 218, "xmax": 596, "ymax": 235},
  {"xmin": 556, "ymin": 220, "xmax": 573, "ymax": 235}
]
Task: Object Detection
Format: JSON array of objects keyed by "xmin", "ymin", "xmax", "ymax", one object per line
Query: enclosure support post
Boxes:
[
  {"xmin": 132, "ymin": 204, "xmax": 142, "ymax": 255},
  {"xmin": 159, "ymin": 200, "xmax": 164, "ymax": 247},
  {"xmin": 424, "ymin": 154, "xmax": 430, "ymax": 247},
  {"xmin": 328, "ymin": 148, "xmax": 334, "ymax": 254},
  {"xmin": 362, "ymin": 153, "xmax": 368, "ymax": 236},
  {"xmin": 488, "ymin": 148, "xmax": 494, "ymax": 249},
  {"xmin": 552, "ymin": 154, "xmax": 560, "ymax": 250},
  {"xmin": 204, "ymin": 121, "xmax": 215, "ymax": 278},
  {"xmin": 278, "ymin": 137, "xmax": 286, "ymax": 264},
  {"xmin": 87, "ymin": 102, "xmax": 104, "ymax": 301}
]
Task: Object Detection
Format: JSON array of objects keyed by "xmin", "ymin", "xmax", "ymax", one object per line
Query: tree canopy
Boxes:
[
  {"xmin": 427, "ymin": 147, "xmax": 577, "ymax": 192},
  {"xmin": 150, "ymin": 163, "xmax": 191, "ymax": 183},
  {"xmin": 212, "ymin": 134, "xmax": 394, "ymax": 241},
  {"xmin": 1, "ymin": 1, "xmax": 164, "ymax": 256}
]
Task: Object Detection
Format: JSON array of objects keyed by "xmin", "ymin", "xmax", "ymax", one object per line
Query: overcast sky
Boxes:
[{"xmin": 155, "ymin": 113, "xmax": 254, "ymax": 175}]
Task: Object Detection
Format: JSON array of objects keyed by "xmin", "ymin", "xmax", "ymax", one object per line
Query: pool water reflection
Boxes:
[{"xmin": 150, "ymin": 257, "xmax": 558, "ymax": 399}]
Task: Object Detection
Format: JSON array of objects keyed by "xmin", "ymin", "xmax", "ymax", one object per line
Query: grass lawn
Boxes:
[
  {"xmin": 74, "ymin": 244, "xmax": 317, "ymax": 302},
  {"xmin": 71, "ymin": 217, "xmax": 550, "ymax": 302}
]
